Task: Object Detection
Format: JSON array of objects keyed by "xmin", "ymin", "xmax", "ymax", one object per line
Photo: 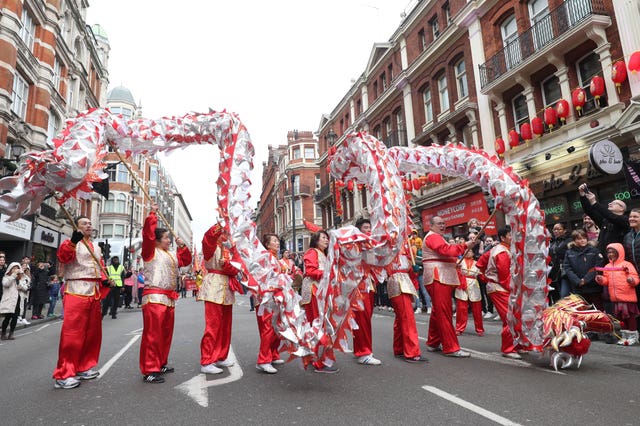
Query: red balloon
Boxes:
[
  {"xmin": 531, "ymin": 117, "xmax": 544, "ymax": 137},
  {"xmin": 508, "ymin": 129, "xmax": 520, "ymax": 148},
  {"xmin": 556, "ymin": 99, "xmax": 570, "ymax": 122},
  {"xmin": 495, "ymin": 137, "xmax": 505, "ymax": 156},
  {"xmin": 572, "ymin": 87, "xmax": 586, "ymax": 114},
  {"xmin": 520, "ymin": 122, "xmax": 532, "ymax": 141},
  {"xmin": 612, "ymin": 61, "xmax": 627, "ymax": 92},
  {"xmin": 629, "ymin": 51, "xmax": 640, "ymax": 73},
  {"xmin": 544, "ymin": 107, "xmax": 557, "ymax": 130}
]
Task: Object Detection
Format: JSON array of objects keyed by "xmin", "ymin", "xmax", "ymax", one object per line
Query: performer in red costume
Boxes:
[
  {"xmin": 302, "ymin": 230, "xmax": 338, "ymax": 373},
  {"xmin": 53, "ymin": 216, "xmax": 109, "ymax": 389},
  {"xmin": 199, "ymin": 223, "xmax": 242, "ymax": 375},
  {"xmin": 254, "ymin": 234, "xmax": 284, "ymax": 374},
  {"xmin": 352, "ymin": 218, "xmax": 382, "ymax": 365},
  {"xmin": 388, "ymin": 245, "xmax": 425, "ymax": 362},
  {"xmin": 139, "ymin": 203, "xmax": 192, "ymax": 383},
  {"xmin": 476, "ymin": 226, "xmax": 522, "ymax": 359},
  {"xmin": 455, "ymin": 249, "xmax": 484, "ymax": 336},
  {"xmin": 422, "ymin": 216, "xmax": 474, "ymax": 357}
]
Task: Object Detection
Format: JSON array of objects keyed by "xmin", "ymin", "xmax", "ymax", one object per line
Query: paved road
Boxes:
[{"xmin": 1, "ymin": 295, "xmax": 639, "ymax": 425}]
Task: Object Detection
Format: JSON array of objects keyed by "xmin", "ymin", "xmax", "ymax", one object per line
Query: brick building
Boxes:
[{"xmin": 316, "ymin": 0, "xmax": 640, "ymax": 237}]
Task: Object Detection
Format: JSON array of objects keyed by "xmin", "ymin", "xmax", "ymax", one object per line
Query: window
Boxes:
[
  {"xmin": 294, "ymin": 199, "xmax": 302, "ymax": 224},
  {"xmin": 102, "ymin": 224, "xmax": 113, "ymax": 236},
  {"xmin": 373, "ymin": 126, "xmax": 381, "ymax": 139},
  {"xmin": 455, "ymin": 59, "xmax": 468, "ymax": 99},
  {"xmin": 577, "ymin": 52, "xmax": 607, "ymax": 113},
  {"xmin": 304, "ymin": 147, "xmax": 315, "ymax": 159},
  {"xmin": 315, "ymin": 205, "xmax": 322, "ymax": 219},
  {"xmin": 292, "ymin": 175, "xmax": 300, "ymax": 194},
  {"xmin": 438, "ymin": 74, "xmax": 449, "ymax": 112},
  {"xmin": 430, "ymin": 15, "xmax": 440, "ymax": 39},
  {"xmin": 292, "ymin": 147, "xmax": 301, "ymax": 159},
  {"xmin": 356, "ymin": 99, "xmax": 362, "ymax": 116},
  {"xmin": 443, "ymin": 2, "xmax": 451, "ymax": 24},
  {"xmin": 501, "ymin": 15, "xmax": 521, "ymax": 69},
  {"xmin": 529, "ymin": 0, "xmax": 551, "ymax": 49},
  {"xmin": 117, "ymin": 164, "xmax": 129, "ymax": 183},
  {"xmin": 19, "ymin": 8, "xmax": 35, "ymax": 50},
  {"xmin": 388, "ymin": 64, "xmax": 393, "ymax": 81},
  {"xmin": 115, "ymin": 193, "xmax": 127, "ymax": 213},
  {"xmin": 418, "ymin": 29, "xmax": 427, "ymax": 51},
  {"xmin": 315, "ymin": 174, "xmax": 321, "ymax": 190},
  {"xmin": 373, "ymin": 82, "xmax": 378, "ymax": 99},
  {"xmin": 394, "ymin": 109, "xmax": 405, "ymax": 146},
  {"xmin": 53, "ymin": 58, "xmax": 61, "ymax": 92},
  {"xmin": 47, "ymin": 110, "xmax": 60, "ymax": 145},
  {"xmin": 541, "ymin": 75, "xmax": 561, "ymax": 107},
  {"xmin": 512, "ymin": 94, "xmax": 529, "ymax": 131},
  {"xmin": 114, "ymin": 224, "xmax": 125, "ymax": 238},
  {"xmin": 381, "ymin": 72, "xmax": 387, "ymax": 90},
  {"xmin": 423, "ymin": 88, "xmax": 433, "ymax": 123},
  {"xmin": 67, "ymin": 78, "xmax": 75, "ymax": 108},
  {"xmin": 11, "ymin": 73, "xmax": 29, "ymax": 119}
]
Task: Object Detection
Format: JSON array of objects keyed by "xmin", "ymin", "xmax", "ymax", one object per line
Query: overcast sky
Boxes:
[{"xmin": 86, "ymin": 0, "xmax": 412, "ymax": 245}]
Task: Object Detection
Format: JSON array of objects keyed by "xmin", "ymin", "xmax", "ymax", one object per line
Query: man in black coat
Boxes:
[{"xmin": 578, "ymin": 183, "xmax": 629, "ymax": 256}]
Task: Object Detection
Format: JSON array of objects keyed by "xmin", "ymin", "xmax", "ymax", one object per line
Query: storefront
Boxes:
[
  {"xmin": 529, "ymin": 139, "xmax": 638, "ymax": 231},
  {"xmin": 32, "ymin": 225, "xmax": 60, "ymax": 265},
  {"xmin": 420, "ymin": 191, "xmax": 497, "ymax": 238},
  {"xmin": 0, "ymin": 214, "xmax": 33, "ymax": 261}
]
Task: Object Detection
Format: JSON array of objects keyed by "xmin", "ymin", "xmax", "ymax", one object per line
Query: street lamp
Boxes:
[
  {"xmin": 291, "ymin": 174, "xmax": 296, "ymax": 255},
  {"xmin": 325, "ymin": 129, "xmax": 337, "ymax": 227},
  {"xmin": 128, "ymin": 184, "xmax": 137, "ymax": 268}
]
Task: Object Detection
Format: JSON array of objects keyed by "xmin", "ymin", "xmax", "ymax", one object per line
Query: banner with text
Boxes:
[{"xmin": 421, "ymin": 192, "xmax": 496, "ymax": 235}]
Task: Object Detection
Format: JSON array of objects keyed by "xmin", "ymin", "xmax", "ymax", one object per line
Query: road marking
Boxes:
[
  {"xmin": 175, "ymin": 347, "xmax": 243, "ymax": 407},
  {"xmin": 422, "ymin": 385, "xmax": 522, "ymax": 426},
  {"xmin": 97, "ymin": 334, "xmax": 141, "ymax": 379},
  {"xmin": 35, "ymin": 324, "xmax": 50, "ymax": 332}
]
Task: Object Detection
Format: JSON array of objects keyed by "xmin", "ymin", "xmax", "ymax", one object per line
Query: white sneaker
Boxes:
[
  {"xmin": 54, "ymin": 377, "xmax": 80, "ymax": 389},
  {"xmin": 493, "ymin": 314, "xmax": 501, "ymax": 321},
  {"xmin": 256, "ymin": 363, "xmax": 277, "ymax": 374},
  {"xmin": 22, "ymin": 318, "xmax": 30, "ymax": 325},
  {"xmin": 414, "ymin": 308, "xmax": 421, "ymax": 314},
  {"xmin": 483, "ymin": 312, "xmax": 493, "ymax": 319},
  {"xmin": 357, "ymin": 355, "xmax": 382, "ymax": 365},
  {"xmin": 215, "ymin": 359, "xmax": 235, "ymax": 368},
  {"xmin": 426, "ymin": 307, "xmax": 432, "ymax": 314},
  {"xmin": 200, "ymin": 364, "xmax": 223, "ymax": 374}
]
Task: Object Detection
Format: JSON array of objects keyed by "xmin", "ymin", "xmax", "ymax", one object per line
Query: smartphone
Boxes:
[{"xmin": 582, "ymin": 184, "xmax": 589, "ymax": 194}]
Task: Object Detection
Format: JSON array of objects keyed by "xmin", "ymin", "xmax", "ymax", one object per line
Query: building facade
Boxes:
[
  {"xmin": 0, "ymin": 0, "xmax": 108, "ymax": 262},
  {"xmin": 316, "ymin": 0, "xmax": 640, "ymax": 237}
]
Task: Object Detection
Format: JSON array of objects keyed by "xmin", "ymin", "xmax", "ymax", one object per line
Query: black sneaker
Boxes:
[
  {"xmin": 160, "ymin": 365, "xmax": 174, "ymax": 374},
  {"xmin": 405, "ymin": 356, "xmax": 428, "ymax": 363},
  {"xmin": 314, "ymin": 364, "xmax": 339, "ymax": 374},
  {"xmin": 143, "ymin": 373, "xmax": 165, "ymax": 383}
]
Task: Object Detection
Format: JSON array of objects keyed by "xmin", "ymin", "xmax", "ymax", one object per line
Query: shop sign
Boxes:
[
  {"xmin": 589, "ymin": 140, "xmax": 623, "ymax": 175},
  {"xmin": 0, "ymin": 214, "xmax": 32, "ymax": 240},
  {"xmin": 540, "ymin": 162, "xmax": 602, "ymax": 195},
  {"xmin": 34, "ymin": 225, "xmax": 59, "ymax": 248},
  {"xmin": 421, "ymin": 192, "xmax": 496, "ymax": 234}
]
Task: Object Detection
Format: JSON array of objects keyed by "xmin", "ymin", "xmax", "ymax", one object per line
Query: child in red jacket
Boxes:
[{"xmin": 596, "ymin": 243, "xmax": 639, "ymax": 346}]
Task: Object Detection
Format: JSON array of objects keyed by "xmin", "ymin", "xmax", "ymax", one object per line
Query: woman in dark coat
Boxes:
[
  {"xmin": 30, "ymin": 262, "xmax": 52, "ymax": 319},
  {"xmin": 562, "ymin": 229, "xmax": 605, "ymax": 310}
]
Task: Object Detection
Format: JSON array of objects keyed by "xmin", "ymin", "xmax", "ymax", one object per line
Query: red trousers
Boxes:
[
  {"xmin": 256, "ymin": 310, "xmax": 280, "ymax": 364},
  {"xmin": 426, "ymin": 281, "xmax": 460, "ymax": 353},
  {"xmin": 200, "ymin": 302, "xmax": 232, "ymax": 366},
  {"xmin": 305, "ymin": 295, "xmax": 336, "ymax": 368},
  {"xmin": 52, "ymin": 294, "xmax": 102, "ymax": 380},
  {"xmin": 489, "ymin": 291, "xmax": 517, "ymax": 354},
  {"xmin": 353, "ymin": 291, "xmax": 374, "ymax": 357},
  {"xmin": 455, "ymin": 299, "xmax": 484, "ymax": 334},
  {"xmin": 390, "ymin": 293, "xmax": 421, "ymax": 358},
  {"xmin": 140, "ymin": 303, "xmax": 175, "ymax": 375}
]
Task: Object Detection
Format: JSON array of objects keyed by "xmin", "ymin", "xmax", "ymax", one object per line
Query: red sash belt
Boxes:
[
  {"xmin": 205, "ymin": 269, "xmax": 244, "ymax": 294},
  {"xmin": 143, "ymin": 287, "xmax": 179, "ymax": 300},
  {"xmin": 207, "ymin": 268, "xmax": 225, "ymax": 274},
  {"xmin": 389, "ymin": 269, "xmax": 410, "ymax": 274},
  {"xmin": 423, "ymin": 258, "xmax": 457, "ymax": 263}
]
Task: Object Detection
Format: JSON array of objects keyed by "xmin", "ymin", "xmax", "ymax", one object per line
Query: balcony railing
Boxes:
[
  {"xmin": 314, "ymin": 184, "xmax": 332, "ymax": 203},
  {"xmin": 479, "ymin": 0, "xmax": 607, "ymax": 88}
]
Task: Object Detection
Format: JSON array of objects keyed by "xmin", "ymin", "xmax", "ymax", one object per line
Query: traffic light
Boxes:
[{"xmin": 104, "ymin": 242, "xmax": 111, "ymax": 259}]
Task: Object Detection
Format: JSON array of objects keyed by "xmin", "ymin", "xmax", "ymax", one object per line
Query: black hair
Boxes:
[
  {"xmin": 355, "ymin": 217, "xmax": 371, "ymax": 230},
  {"xmin": 497, "ymin": 226, "xmax": 511, "ymax": 240},
  {"xmin": 155, "ymin": 227, "xmax": 169, "ymax": 241}
]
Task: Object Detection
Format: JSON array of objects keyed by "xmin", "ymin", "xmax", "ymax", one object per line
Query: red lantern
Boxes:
[
  {"xmin": 590, "ymin": 75, "xmax": 605, "ymax": 106},
  {"xmin": 357, "ymin": 183, "xmax": 364, "ymax": 190},
  {"xmin": 572, "ymin": 88, "xmax": 586, "ymax": 115},
  {"xmin": 629, "ymin": 51, "xmax": 640, "ymax": 73},
  {"xmin": 347, "ymin": 180, "xmax": 354, "ymax": 191},
  {"xmin": 531, "ymin": 117, "xmax": 544, "ymax": 137},
  {"xmin": 520, "ymin": 123, "xmax": 532, "ymax": 142},
  {"xmin": 544, "ymin": 107, "xmax": 557, "ymax": 130},
  {"xmin": 405, "ymin": 179, "xmax": 414, "ymax": 191},
  {"xmin": 495, "ymin": 137, "xmax": 505, "ymax": 156},
  {"xmin": 432, "ymin": 173, "xmax": 442, "ymax": 184},
  {"xmin": 555, "ymin": 99, "xmax": 569, "ymax": 123},
  {"xmin": 412, "ymin": 178, "xmax": 422, "ymax": 190},
  {"xmin": 336, "ymin": 180, "xmax": 344, "ymax": 188},
  {"xmin": 612, "ymin": 61, "xmax": 627, "ymax": 93},
  {"xmin": 508, "ymin": 129, "xmax": 520, "ymax": 148},
  {"xmin": 419, "ymin": 175, "xmax": 429, "ymax": 184}
]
